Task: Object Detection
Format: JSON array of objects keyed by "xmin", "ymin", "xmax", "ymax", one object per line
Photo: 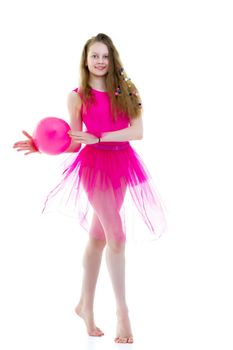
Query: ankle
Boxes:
[
  {"xmin": 116, "ymin": 306, "xmax": 129, "ymax": 317},
  {"xmin": 77, "ymin": 300, "xmax": 94, "ymax": 313}
]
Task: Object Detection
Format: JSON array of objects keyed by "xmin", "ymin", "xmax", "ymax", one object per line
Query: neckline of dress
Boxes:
[{"xmin": 91, "ymin": 87, "xmax": 108, "ymax": 93}]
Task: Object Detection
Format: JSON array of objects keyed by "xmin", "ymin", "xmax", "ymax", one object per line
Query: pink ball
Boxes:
[{"xmin": 33, "ymin": 117, "xmax": 71, "ymax": 155}]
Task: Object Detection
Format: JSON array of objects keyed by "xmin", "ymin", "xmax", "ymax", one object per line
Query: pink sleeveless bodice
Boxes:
[{"xmin": 73, "ymin": 87, "xmax": 130, "ymax": 139}]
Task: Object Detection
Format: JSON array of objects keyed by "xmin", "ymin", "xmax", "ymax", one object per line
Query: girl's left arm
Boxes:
[
  {"xmin": 100, "ymin": 116, "xmax": 143, "ymax": 142},
  {"xmin": 69, "ymin": 116, "xmax": 143, "ymax": 144}
]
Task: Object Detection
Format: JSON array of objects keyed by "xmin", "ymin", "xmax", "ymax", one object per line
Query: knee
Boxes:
[
  {"xmin": 107, "ymin": 239, "xmax": 125, "ymax": 254},
  {"xmin": 104, "ymin": 224, "xmax": 126, "ymax": 248},
  {"xmin": 89, "ymin": 236, "xmax": 106, "ymax": 250}
]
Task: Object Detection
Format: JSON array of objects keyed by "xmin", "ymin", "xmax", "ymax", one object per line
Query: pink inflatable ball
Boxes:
[{"xmin": 33, "ymin": 117, "xmax": 71, "ymax": 155}]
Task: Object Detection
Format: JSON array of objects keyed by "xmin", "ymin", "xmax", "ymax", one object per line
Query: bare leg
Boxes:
[
  {"xmin": 105, "ymin": 236, "xmax": 133, "ymax": 343},
  {"xmin": 75, "ymin": 213, "xmax": 106, "ymax": 336},
  {"xmin": 90, "ymin": 186, "xmax": 134, "ymax": 343}
]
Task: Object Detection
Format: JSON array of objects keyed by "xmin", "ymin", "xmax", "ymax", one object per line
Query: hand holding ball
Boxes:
[{"xmin": 33, "ymin": 117, "xmax": 71, "ymax": 155}]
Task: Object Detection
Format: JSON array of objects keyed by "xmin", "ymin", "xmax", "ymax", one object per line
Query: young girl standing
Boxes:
[{"xmin": 13, "ymin": 33, "xmax": 167, "ymax": 344}]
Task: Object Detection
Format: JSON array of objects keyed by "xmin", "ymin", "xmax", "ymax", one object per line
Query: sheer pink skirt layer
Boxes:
[{"xmin": 42, "ymin": 142, "xmax": 167, "ymax": 242}]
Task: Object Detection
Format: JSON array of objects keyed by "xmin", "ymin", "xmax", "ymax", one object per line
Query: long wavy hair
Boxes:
[{"xmin": 78, "ymin": 33, "xmax": 143, "ymax": 120}]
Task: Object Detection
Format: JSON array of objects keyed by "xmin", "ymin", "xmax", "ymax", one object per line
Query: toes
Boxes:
[
  {"xmin": 127, "ymin": 336, "xmax": 134, "ymax": 343},
  {"xmin": 89, "ymin": 327, "xmax": 104, "ymax": 337},
  {"xmin": 115, "ymin": 337, "xmax": 123, "ymax": 343},
  {"xmin": 89, "ymin": 332, "xmax": 102, "ymax": 337},
  {"xmin": 115, "ymin": 336, "xmax": 133, "ymax": 343},
  {"xmin": 96, "ymin": 327, "xmax": 104, "ymax": 335}
]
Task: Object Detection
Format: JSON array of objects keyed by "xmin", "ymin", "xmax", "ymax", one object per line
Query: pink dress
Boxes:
[{"xmin": 43, "ymin": 87, "xmax": 167, "ymax": 241}]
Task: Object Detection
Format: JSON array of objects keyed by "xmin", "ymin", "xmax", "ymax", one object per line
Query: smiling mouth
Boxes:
[{"xmin": 95, "ymin": 66, "xmax": 106, "ymax": 70}]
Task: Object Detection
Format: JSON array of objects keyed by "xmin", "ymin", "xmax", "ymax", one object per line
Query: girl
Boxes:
[{"xmin": 13, "ymin": 33, "xmax": 167, "ymax": 344}]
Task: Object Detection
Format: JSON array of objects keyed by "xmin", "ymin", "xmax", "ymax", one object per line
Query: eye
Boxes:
[{"xmin": 92, "ymin": 54, "xmax": 108, "ymax": 58}]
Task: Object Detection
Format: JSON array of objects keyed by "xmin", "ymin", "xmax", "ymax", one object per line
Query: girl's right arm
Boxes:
[
  {"xmin": 13, "ymin": 130, "xmax": 40, "ymax": 155},
  {"xmin": 13, "ymin": 90, "xmax": 83, "ymax": 155},
  {"xmin": 63, "ymin": 90, "xmax": 83, "ymax": 153}
]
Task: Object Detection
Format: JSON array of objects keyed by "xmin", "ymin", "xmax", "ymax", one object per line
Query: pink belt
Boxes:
[{"xmin": 89, "ymin": 142, "xmax": 130, "ymax": 151}]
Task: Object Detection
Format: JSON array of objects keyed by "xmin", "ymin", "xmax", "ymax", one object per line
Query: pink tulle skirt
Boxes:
[{"xmin": 42, "ymin": 142, "xmax": 167, "ymax": 242}]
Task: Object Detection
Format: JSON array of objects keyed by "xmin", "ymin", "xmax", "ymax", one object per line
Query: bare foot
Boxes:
[
  {"xmin": 75, "ymin": 303, "xmax": 104, "ymax": 337},
  {"xmin": 114, "ymin": 310, "xmax": 134, "ymax": 344}
]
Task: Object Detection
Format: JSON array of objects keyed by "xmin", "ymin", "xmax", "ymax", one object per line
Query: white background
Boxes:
[{"xmin": 0, "ymin": 0, "xmax": 233, "ymax": 349}]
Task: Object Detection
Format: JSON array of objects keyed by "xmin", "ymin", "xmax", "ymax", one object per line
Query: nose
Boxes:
[{"xmin": 97, "ymin": 56, "xmax": 107, "ymax": 64}]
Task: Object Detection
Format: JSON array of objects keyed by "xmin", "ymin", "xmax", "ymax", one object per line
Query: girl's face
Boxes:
[{"xmin": 86, "ymin": 42, "xmax": 109, "ymax": 77}]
